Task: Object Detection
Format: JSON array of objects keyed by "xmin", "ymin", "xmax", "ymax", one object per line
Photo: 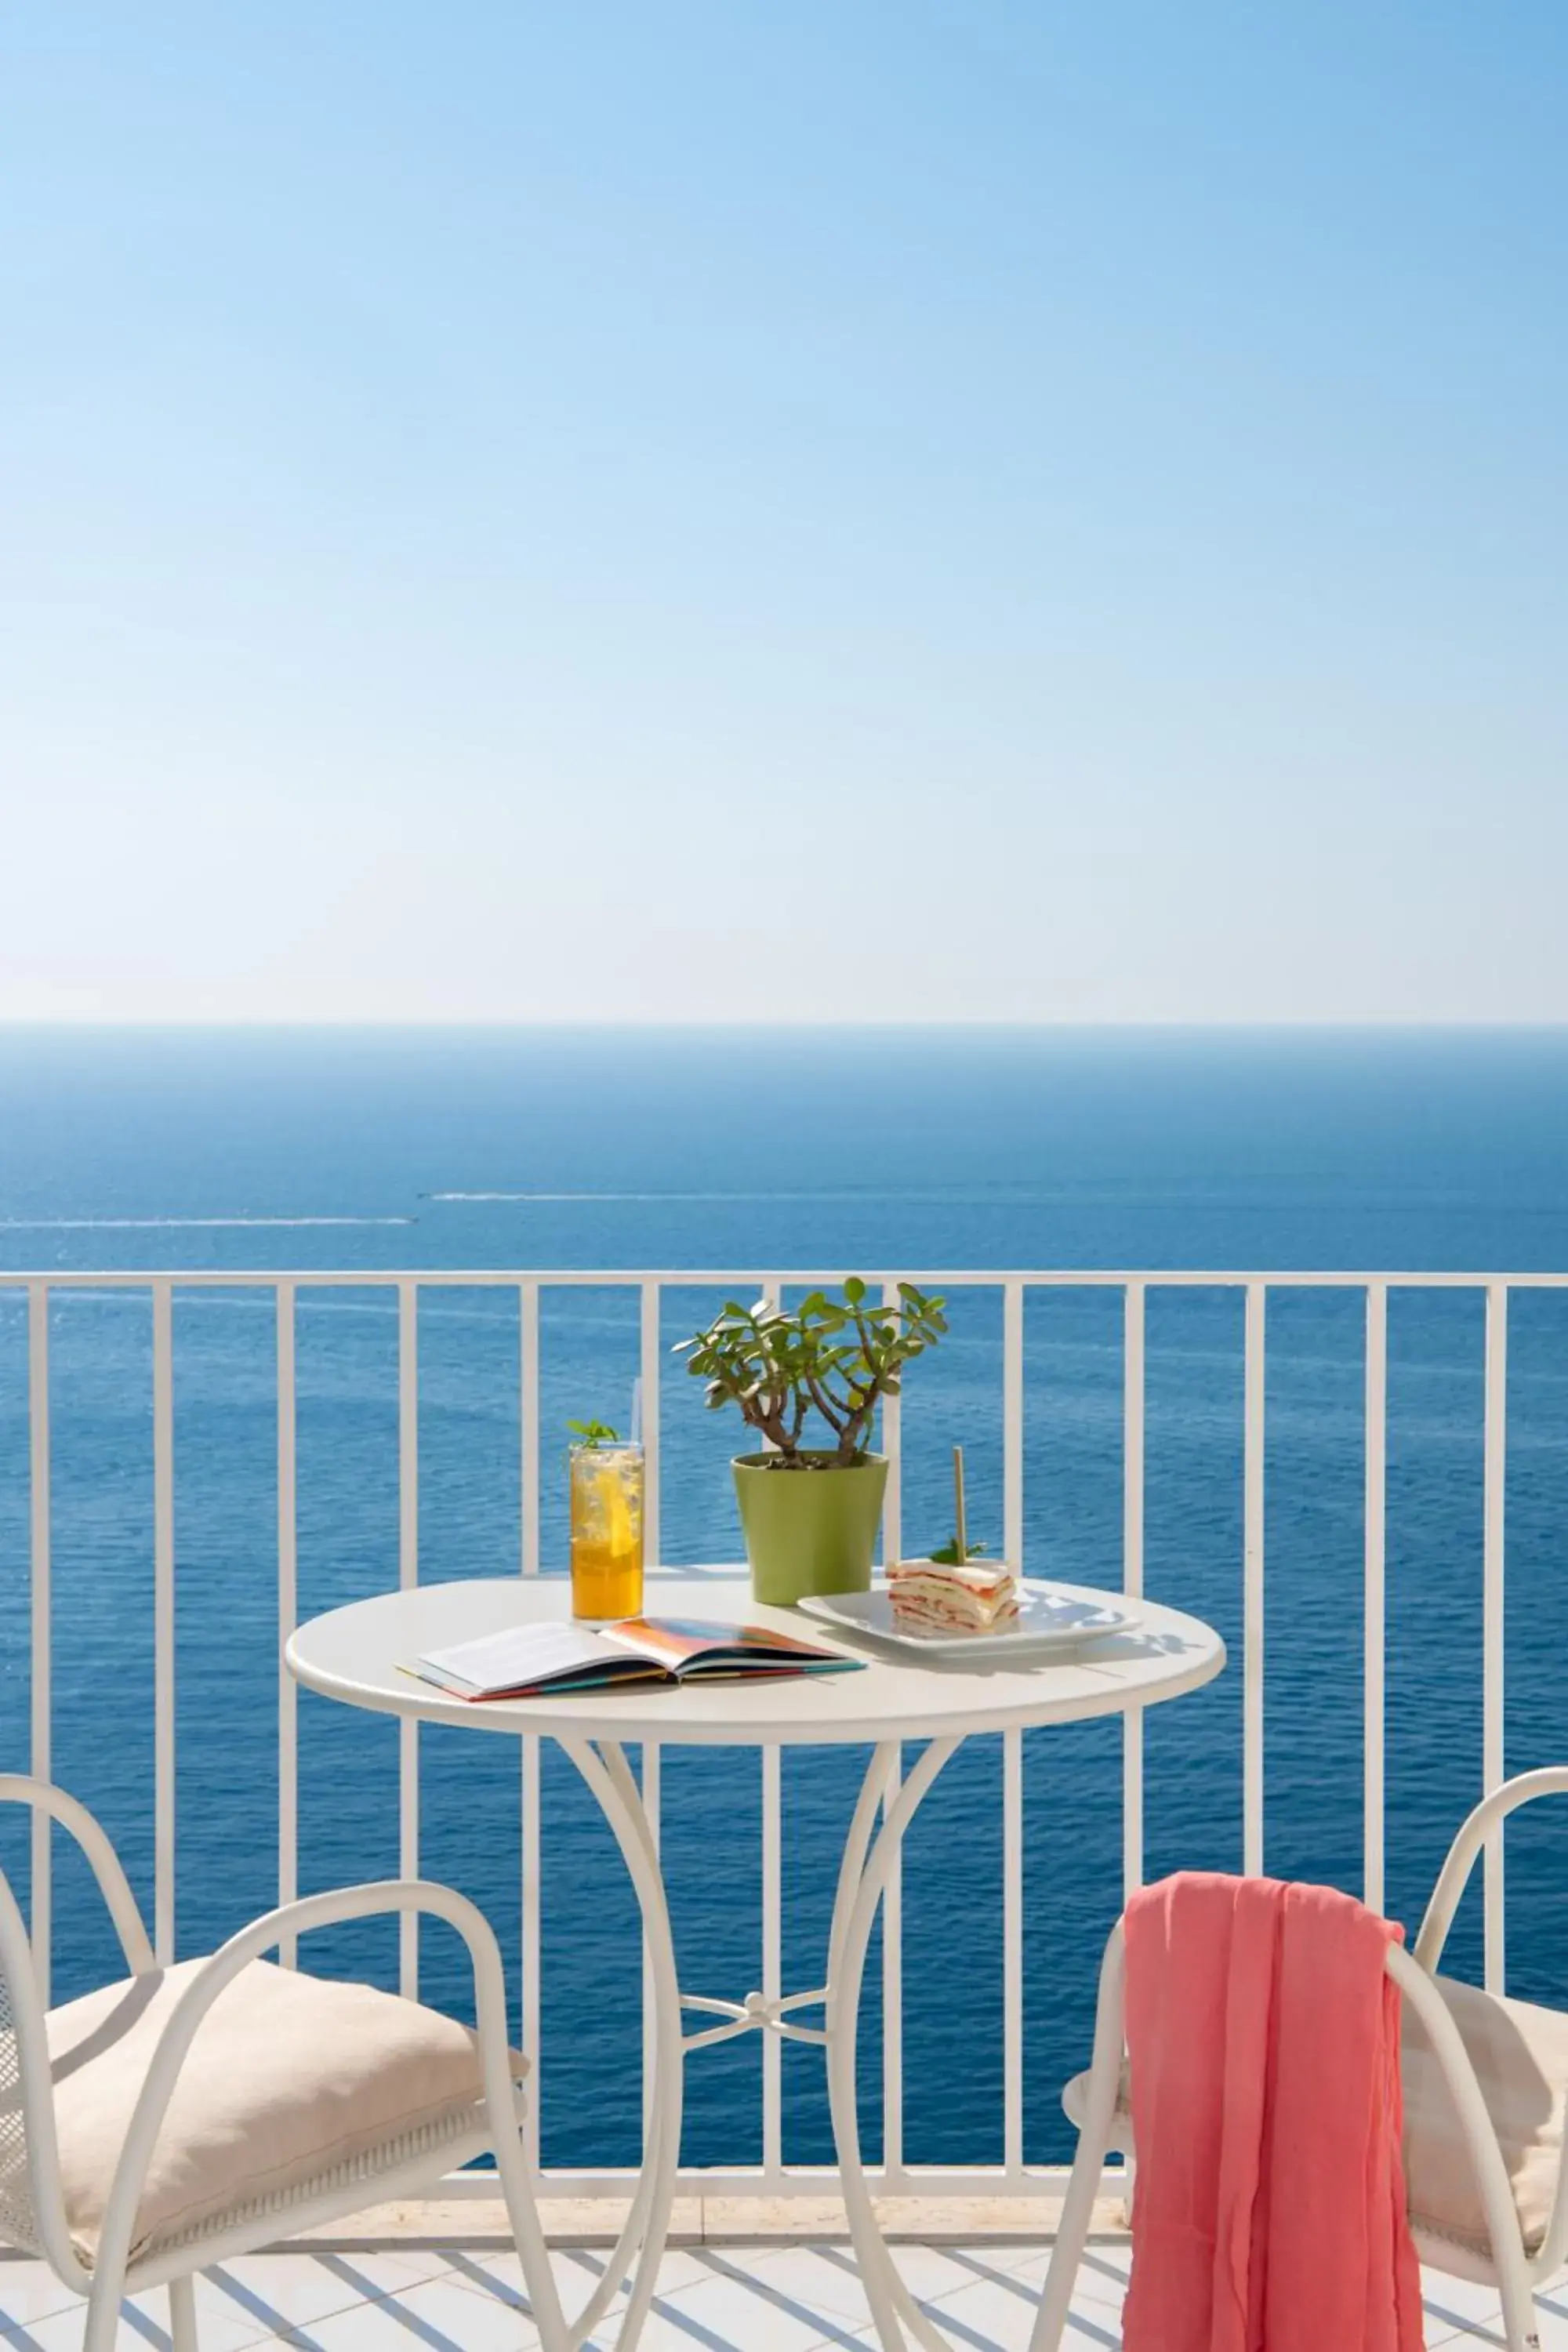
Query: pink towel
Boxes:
[{"xmin": 1121, "ymin": 1871, "xmax": 1424, "ymax": 2352}]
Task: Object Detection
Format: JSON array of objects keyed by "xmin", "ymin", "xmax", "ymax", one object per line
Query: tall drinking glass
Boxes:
[{"xmin": 569, "ymin": 1442, "xmax": 645, "ymax": 1621}]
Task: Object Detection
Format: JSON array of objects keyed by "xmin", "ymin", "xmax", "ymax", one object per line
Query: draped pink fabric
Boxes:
[{"xmin": 1120, "ymin": 1871, "xmax": 1424, "ymax": 2352}]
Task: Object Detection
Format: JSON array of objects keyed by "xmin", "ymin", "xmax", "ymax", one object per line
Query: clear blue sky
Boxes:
[{"xmin": 3, "ymin": 2, "xmax": 1565, "ymax": 1022}]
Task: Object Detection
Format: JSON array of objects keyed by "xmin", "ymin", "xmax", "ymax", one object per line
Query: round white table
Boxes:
[{"xmin": 287, "ymin": 1571, "xmax": 1224, "ymax": 2352}]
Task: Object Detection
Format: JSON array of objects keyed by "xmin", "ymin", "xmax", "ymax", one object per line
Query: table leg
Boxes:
[
  {"xmin": 826, "ymin": 1736, "xmax": 963, "ymax": 2352},
  {"xmin": 556, "ymin": 1736, "xmax": 684, "ymax": 2352}
]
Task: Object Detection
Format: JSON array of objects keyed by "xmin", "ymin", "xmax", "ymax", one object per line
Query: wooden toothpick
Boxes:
[{"xmin": 953, "ymin": 1443, "xmax": 967, "ymax": 1566}]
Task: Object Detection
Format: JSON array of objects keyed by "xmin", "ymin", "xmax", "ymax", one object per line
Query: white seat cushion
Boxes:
[
  {"xmin": 1402, "ymin": 1973, "xmax": 1568, "ymax": 2259},
  {"xmin": 46, "ymin": 1957, "xmax": 524, "ymax": 2266},
  {"xmin": 1063, "ymin": 1970, "xmax": 1568, "ymax": 2262}
]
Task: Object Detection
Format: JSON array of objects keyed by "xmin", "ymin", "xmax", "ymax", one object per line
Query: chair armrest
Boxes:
[
  {"xmin": 1413, "ymin": 1767, "xmax": 1568, "ymax": 1974},
  {"xmin": 0, "ymin": 1777, "xmax": 154, "ymax": 1976},
  {"xmin": 91, "ymin": 1879, "xmax": 521, "ymax": 2294}
]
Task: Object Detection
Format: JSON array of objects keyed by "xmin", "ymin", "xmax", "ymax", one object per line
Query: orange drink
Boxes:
[{"xmin": 569, "ymin": 1443, "xmax": 644, "ymax": 1620}]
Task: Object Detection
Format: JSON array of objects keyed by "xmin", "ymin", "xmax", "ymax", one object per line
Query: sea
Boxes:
[{"xmin": 2, "ymin": 1025, "xmax": 1566, "ymax": 2172}]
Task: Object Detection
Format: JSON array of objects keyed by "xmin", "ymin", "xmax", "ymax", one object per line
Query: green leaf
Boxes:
[
  {"xmin": 929, "ymin": 1534, "xmax": 990, "ymax": 1566},
  {"xmin": 677, "ymin": 1277, "xmax": 947, "ymax": 1452}
]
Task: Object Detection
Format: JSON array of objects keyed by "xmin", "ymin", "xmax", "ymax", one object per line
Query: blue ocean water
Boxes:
[{"xmin": 2, "ymin": 1025, "xmax": 1566, "ymax": 2172}]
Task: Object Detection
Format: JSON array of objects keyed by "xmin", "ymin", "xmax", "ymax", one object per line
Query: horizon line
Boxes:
[{"xmin": 2, "ymin": 1016, "xmax": 1567, "ymax": 1036}]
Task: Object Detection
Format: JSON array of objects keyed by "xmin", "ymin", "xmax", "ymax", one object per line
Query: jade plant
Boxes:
[{"xmin": 673, "ymin": 1277, "xmax": 947, "ymax": 1468}]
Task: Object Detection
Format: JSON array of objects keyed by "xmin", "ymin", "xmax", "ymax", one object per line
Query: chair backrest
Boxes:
[{"xmin": 0, "ymin": 1780, "xmax": 155, "ymax": 2285}]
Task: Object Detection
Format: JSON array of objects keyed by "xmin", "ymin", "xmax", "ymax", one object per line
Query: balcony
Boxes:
[
  {"xmin": 2, "ymin": 1263, "xmax": 1566, "ymax": 2349},
  {"xmin": 0, "ymin": 2192, "xmax": 1558, "ymax": 2346}
]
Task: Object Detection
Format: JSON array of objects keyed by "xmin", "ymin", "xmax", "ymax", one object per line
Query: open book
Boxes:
[{"xmin": 408, "ymin": 1615, "xmax": 864, "ymax": 1700}]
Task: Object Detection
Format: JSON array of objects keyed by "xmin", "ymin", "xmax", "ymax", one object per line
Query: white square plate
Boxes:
[{"xmin": 797, "ymin": 1578, "xmax": 1142, "ymax": 1660}]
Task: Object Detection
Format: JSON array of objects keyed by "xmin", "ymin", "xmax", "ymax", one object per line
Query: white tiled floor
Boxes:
[{"xmin": 2, "ymin": 2240, "xmax": 1563, "ymax": 2349}]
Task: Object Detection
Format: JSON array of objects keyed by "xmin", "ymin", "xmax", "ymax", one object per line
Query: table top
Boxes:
[{"xmin": 286, "ymin": 1570, "xmax": 1225, "ymax": 1748}]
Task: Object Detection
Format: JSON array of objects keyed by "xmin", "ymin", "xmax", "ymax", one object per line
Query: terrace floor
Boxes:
[{"xmin": 2, "ymin": 2236, "xmax": 1563, "ymax": 2351}]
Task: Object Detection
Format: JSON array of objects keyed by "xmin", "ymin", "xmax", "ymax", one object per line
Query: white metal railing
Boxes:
[{"xmin": 3, "ymin": 1264, "xmax": 1563, "ymax": 2199}]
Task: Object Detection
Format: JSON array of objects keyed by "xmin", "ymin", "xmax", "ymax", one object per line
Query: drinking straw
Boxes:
[
  {"xmin": 953, "ymin": 1444, "xmax": 967, "ymax": 1565},
  {"xmin": 630, "ymin": 1376, "xmax": 644, "ymax": 1447}
]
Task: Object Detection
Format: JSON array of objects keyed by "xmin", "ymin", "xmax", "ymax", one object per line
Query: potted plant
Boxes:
[{"xmin": 673, "ymin": 1277, "xmax": 947, "ymax": 1604}]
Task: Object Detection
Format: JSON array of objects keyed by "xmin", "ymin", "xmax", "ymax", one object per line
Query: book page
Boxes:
[
  {"xmin": 419, "ymin": 1621, "xmax": 620, "ymax": 1694},
  {"xmin": 604, "ymin": 1617, "xmax": 740, "ymax": 1669},
  {"xmin": 604, "ymin": 1617, "xmax": 855, "ymax": 1672}
]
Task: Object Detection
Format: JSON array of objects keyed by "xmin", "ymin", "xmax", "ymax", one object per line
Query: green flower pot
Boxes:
[{"xmin": 731, "ymin": 1452, "xmax": 889, "ymax": 1606}]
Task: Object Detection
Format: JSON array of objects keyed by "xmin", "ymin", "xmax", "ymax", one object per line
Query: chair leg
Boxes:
[
  {"xmin": 492, "ymin": 2115, "xmax": 572, "ymax": 2352},
  {"xmin": 1030, "ymin": 1925, "xmax": 1129, "ymax": 2352},
  {"xmin": 83, "ymin": 2263, "xmax": 131, "ymax": 2352},
  {"xmin": 169, "ymin": 2272, "xmax": 200, "ymax": 2352},
  {"xmin": 1494, "ymin": 2238, "xmax": 1541, "ymax": 2352},
  {"xmin": 1028, "ymin": 2105, "xmax": 1116, "ymax": 2352},
  {"xmin": 1119, "ymin": 2148, "xmax": 1136, "ymax": 2227}
]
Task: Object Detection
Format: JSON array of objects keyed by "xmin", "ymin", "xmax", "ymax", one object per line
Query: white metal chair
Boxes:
[
  {"xmin": 0, "ymin": 1776, "xmax": 571, "ymax": 2352},
  {"xmin": 1033, "ymin": 1768, "xmax": 1568, "ymax": 2352}
]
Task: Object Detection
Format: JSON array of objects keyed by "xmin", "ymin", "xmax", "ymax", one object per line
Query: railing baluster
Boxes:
[
  {"xmin": 1363, "ymin": 1283, "xmax": 1387, "ymax": 1916},
  {"xmin": 522, "ymin": 1737, "xmax": 542, "ymax": 2172},
  {"xmin": 278, "ymin": 1281, "xmax": 299, "ymax": 1965},
  {"xmin": 641, "ymin": 1741, "xmax": 660, "ymax": 2144},
  {"xmin": 882, "ymin": 1748, "xmax": 903, "ymax": 2180},
  {"xmin": 762, "ymin": 1744, "xmax": 782, "ymax": 2180},
  {"xmin": 1484, "ymin": 1281, "xmax": 1508, "ymax": 1991},
  {"xmin": 1001, "ymin": 1223, "xmax": 1028, "ymax": 2177},
  {"xmin": 27, "ymin": 1283, "xmax": 50, "ymax": 2005},
  {"xmin": 640, "ymin": 1282, "xmax": 661, "ymax": 1568},
  {"xmin": 1003, "ymin": 1281, "xmax": 1024, "ymax": 1568},
  {"xmin": 153, "ymin": 1279, "xmax": 176, "ymax": 1965},
  {"xmin": 398, "ymin": 1279, "xmax": 419, "ymax": 1998},
  {"xmin": 1243, "ymin": 1283, "xmax": 1265, "ymax": 1878},
  {"xmin": 1003, "ymin": 1726, "xmax": 1023, "ymax": 2176},
  {"xmin": 636, "ymin": 1283, "xmax": 662, "ymax": 2156},
  {"xmin": 880, "ymin": 1281, "xmax": 902, "ymax": 1565},
  {"xmin": 520, "ymin": 1279, "xmax": 540, "ymax": 1577},
  {"xmin": 1123, "ymin": 1280, "xmax": 1145, "ymax": 1900},
  {"xmin": 518, "ymin": 1277, "xmax": 543, "ymax": 2162}
]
